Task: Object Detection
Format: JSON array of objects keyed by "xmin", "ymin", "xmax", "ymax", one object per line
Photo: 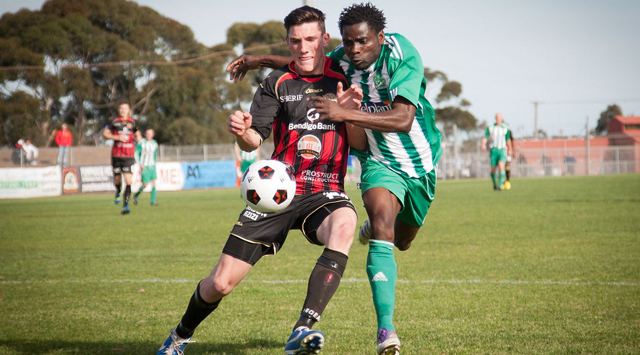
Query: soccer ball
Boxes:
[{"xmin": 240, "ymin": 160, "xmax": 296, "ymax": 213}]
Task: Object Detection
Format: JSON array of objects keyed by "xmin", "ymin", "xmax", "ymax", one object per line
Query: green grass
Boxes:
[{"xmin": 1, "ymin": 175, "xmax": 639, "ymax": 354}]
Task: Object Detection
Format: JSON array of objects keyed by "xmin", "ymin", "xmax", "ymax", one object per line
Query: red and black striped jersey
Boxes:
[
  {"xmin": 250, "ymin": 58, "xmax": 349, "ymax": 195},
  {"xmin": 107, "ymin": 116, "xmax": 136, "ymax": 158}
]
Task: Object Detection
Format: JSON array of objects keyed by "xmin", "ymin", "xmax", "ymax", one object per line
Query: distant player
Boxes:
[
  {"xmin": 157, "ymin": 6, "xmax": 363, "ymax": 355},
  {"xmin": 482, "ymin": 113, "xmax": 513, "ymax": 190},
  {"xmin": 234, "ymin": 141, "xmax": 259, "ymax": 184},
  {"xmin": 503, "ymin": 128, "xmax": 515, "ymax": 190},
  {"xmin": 102, "ymin": 101, "xmax": 136, "ymax": 215},
  {"xmin": 134, "ymin": 128, "xmax": 159, "ymax": 206}
]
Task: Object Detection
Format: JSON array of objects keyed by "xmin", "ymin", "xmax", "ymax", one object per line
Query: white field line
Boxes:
[{"xmin": 0, "ymin": 277, "xmax": 639, "ymax": 287}]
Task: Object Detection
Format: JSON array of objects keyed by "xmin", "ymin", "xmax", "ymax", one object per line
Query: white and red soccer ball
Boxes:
[{"xmin": 240, "ymin": 160, "xmax": 296, "ymax": 213}]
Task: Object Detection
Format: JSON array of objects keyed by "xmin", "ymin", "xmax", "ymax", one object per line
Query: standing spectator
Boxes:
[
  {"xmin": 22, "ymin": 139, "xmax": 39, "ymax": 165},
  {"xmin": 55, "ymin": 123, "xmax": 74, "ymax": 167},
  {"xmin": 12, "ymin": 139, "xmax": 25, "ymax": 165}
]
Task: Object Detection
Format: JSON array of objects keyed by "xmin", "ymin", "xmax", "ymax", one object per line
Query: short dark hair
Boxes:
[
  {"xmin": 338, "ymin": 2, "xmax": 386, "ymax": 34},
  {"xmin": 284, "ymin": 6, "xmax": 326, "ymax": 34}
]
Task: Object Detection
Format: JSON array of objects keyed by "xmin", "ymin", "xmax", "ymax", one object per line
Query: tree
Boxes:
[
  {"xmin": 424, "ymin": 68, "xmax": 478, "ymax": 136},
  {"xmin": 0, "ymin": 0, "xmax": 243, "ymax": 145},
  {"xmin": 595, "ymin": 104, "xmax": 622, "ymax": 135}
]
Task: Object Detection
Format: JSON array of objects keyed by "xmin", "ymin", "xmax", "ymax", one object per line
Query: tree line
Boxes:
[{"xmin": 0, "ymin": 0, "xmax": 480, "ymax": 147}]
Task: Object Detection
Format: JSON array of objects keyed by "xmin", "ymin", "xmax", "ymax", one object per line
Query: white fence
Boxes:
[{"xmin": 2, "ymin": 143, "xmax": 637, "ymax": 179}]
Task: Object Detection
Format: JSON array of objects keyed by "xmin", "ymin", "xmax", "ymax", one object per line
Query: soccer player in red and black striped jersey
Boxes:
[
  {"xmin": 102, "ymin": 101, "xmax": 137, "ymax": 215},
  {"xmin": 157, "ymin": 6, "xmax": 366, "ymax": 355}
]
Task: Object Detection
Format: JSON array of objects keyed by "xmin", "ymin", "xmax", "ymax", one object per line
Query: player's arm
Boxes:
[
  {"xmin": 346, "ymin": 123, "xmax": 367, "ymax": 150},
  {"xmin": 312, "ymin": 95, "xmax": 416, "ymax": 133},
  {"xmin": 506, "ymin": 130, "xmax": 514, "ymax": 156},
  {"xmin": 481, "ymin": 127, "xmax": 489, "ymax": 152},
  {"xmin": 228, "ymin": 111, "xmax": 262, "ymax": 151},
  {"xmin": 226, "ymin": 54, "xmax": 290, "ymax": 82},
  {"xmin": 134, "ymin": 142, "xmax": 142, "ymax": 163},
  {"xmin": 102, "ymin": 124, "xmax": 119, "ymax": 141}
]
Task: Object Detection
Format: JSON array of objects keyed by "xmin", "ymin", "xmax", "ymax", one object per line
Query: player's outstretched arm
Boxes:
[
  {"xmin": 312, "ymin": 95, "xmax": 416, "ymax": 133},
  {"xmin": 226, "ymin": 54, "xmax": 291, "ymax": 82},
  {"xmin": 228, "ymin": 110, "xmax": 262, "ymax": 151}
]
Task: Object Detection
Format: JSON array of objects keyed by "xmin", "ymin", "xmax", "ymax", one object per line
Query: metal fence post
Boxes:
[{"xmin": 203, "ymin": 144, "xmax": 208, "ymax": 161}]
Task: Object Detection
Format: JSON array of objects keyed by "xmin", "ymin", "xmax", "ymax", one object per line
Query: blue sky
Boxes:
[{"xmin": 2, "ymin": 0, "xmax": 639, "ymax": 137}]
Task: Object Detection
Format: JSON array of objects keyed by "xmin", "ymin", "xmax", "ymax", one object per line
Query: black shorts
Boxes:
[
  {"xmin": 223, "ymin": 191, "xmax": 356, "ymax": 265},
  {"xmin": 112, "ymin": 157, "xmax": 135, "ymax": 174}
]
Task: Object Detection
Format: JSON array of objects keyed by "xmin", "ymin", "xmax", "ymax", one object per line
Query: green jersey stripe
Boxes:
[{"xmin": 328, "ymin": 33, "xmax": 442, "ymax": 178}]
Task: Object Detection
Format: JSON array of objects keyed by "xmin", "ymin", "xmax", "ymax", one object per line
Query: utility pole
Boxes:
[
  {"xmin": 585, "ymin": 116, "xmax": 590, "ymax": 175},
  {"xmin": 532, "ymin": 101, "xmax": 539, "ymax": 138}
]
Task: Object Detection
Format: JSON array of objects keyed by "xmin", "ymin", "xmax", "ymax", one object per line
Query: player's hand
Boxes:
[
  {"xmin": 336, "ymin": 82, "xmax": 362, "ymax": 110},
  {"xmin": 226, "ymin": 55, "xmax": 260, "ymax": 82},
  {"xmin": 228, "ymin": 111, "xmax": 253, "ymax": 137},
  {"xmin": 310, "ymin": 96, "xmax": 347, "ymax": 122}
]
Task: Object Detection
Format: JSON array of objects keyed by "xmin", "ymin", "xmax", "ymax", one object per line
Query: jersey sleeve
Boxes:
[
  {"xmin": 484, "ymin": 127, "xmax": 490, "ymax": 138},
  {"xmin": 153, "ymin": 142, "xmax": 158, "ymax": 162},
  {"xmin": 327, "ymin": 45, "xmax": 346, "ymax": 63},
  {"xmin": 135, "ymin": 142, "xmax": 142, "ymax": 162},
  {"xmin": 249, "ymin": 76, "xmax": 281, "ymax": 140},
  {"xmin": 506, "ymin": 129, "xmax": 512, "ymax": 140},
  {"xmin": 387, "ymin": 34, "xmax": 425, "ymax": 107}
]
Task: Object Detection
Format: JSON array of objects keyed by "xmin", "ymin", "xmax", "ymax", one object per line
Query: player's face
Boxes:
[
  {"xmin": 118, "ymin": 104, "xmax": 131, "ymax": 118},
  {"xmin": 145, "ymin": 129, "xmax": 154, "ymax": 140},
  {"xmin": 341, "ymin": 22, "xmax": 384, "ymax": 70},
  {"xmin": 495, "ymin": 113, "xmax": 504, "ymax": 125},
  {"xmin": 287, "ymin": 21, "xmax": 329, "ymax": 75}
]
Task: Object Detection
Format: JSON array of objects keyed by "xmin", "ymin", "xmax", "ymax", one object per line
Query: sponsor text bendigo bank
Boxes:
[{"xmin": 288, "ymin": 122, "xmax": 336, "ymax": 131}]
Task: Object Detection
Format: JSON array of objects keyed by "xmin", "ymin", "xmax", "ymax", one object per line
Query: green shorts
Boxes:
[
  {"xmin": 489, "ymin": 148, "xmax": 507, "ymax": 167},
  {"xmin": 141, "ymin": 166, "xmax": 157, "ymax": 183},
  {"xmin": 360, "ymin": 158, "xmax": 436, "ymax": 227},
  {"xmin": 240, "ymin": 159, "xmax": 256, "ymax": 174}
]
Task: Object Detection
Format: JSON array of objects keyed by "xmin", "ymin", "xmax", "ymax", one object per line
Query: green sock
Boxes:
[
  {"xmin": 490, "ymin": 172, "xmax": 497, "ymax": 189},
  {"xmin": 150, "ymin": 187, "xmax": 157, "ymax": 205},
  {"xmin": 499, "ymin": 170, "xmax": 506, "ymax": 187},
  {"xmin": 134, "ymin": 186, "xmax": 143, "ymax": 198},
  {"xmin": 367, "ymin": 239, "xmax": 397, "ymax": 331}
]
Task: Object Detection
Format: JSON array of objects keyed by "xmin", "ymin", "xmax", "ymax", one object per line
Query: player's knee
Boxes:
[
  {"xmin": 370, "ymin": 216, "xmax": 395, "ymax": 242},
  {"xmin": 207, "ymin": 275, "xmax": 236, "ymax": 298}
]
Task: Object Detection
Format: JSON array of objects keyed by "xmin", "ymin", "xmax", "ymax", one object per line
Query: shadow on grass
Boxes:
[{"xmin": 0, "ymin": 338, "xmax": 282, "ymax": 354}]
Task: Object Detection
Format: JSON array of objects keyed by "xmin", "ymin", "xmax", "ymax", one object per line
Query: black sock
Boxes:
[
  {"xmin": 294, "ymin": 248, "xmax": 348, "ymax": 330},
  {"xmin": 123, "ymin": 185, "xmax": 131, "ymax": 206},
  {"xmin": 175, "ymin": 282, "xmax": 220, "ymax": 338},
  {"xmin": 115, "ymin": 183, "xmax": 121, "ymax": 197}
]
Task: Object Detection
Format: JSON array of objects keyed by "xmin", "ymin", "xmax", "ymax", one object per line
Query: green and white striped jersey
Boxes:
[
  {"xmin": 485, "ymin": 124, "xmax": 511, "ymax": 150},
  {"xmin": 328, "ymin": 33, "xmax": 441, "ymax": 178},
  {"xmin": 135, "ymin": 139, "xmax": 158, "ymax": 166}
]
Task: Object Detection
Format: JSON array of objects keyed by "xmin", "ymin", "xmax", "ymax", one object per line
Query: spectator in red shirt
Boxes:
[{"xmin": 55, "ymin": 123, "xmax": 73, "ymax": 167}]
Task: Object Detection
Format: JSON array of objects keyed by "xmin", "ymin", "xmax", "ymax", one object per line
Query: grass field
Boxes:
[{"xmin": 1, "ymin": 174, "xmax": 639, "ymax": 354}]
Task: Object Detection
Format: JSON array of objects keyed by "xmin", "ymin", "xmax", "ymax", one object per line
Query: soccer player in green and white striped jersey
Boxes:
[
  {"xmin": 134, "ymin": 128, "xmax": 159, "ymax": 205},
  {"xmin": 311, "ymin": 4, "xmax": 441, "ymax": 354},
  {"xmin": 482, "ymin": 113, "xmax": 513, "ymax": 190}
]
